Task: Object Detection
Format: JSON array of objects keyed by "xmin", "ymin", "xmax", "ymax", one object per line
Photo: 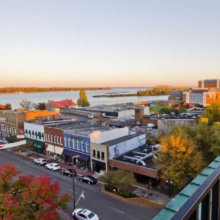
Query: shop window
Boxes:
[
  {"xmin": 86, "ymin": 142, "xmax": 89, "ymax": 153},
  {"xmin": 81, "ymin": 141, "xmax": 84, "ymax": 151},
  {"xmin": 93, "ymin": 150, "xmax": 96, "ymax": 157},
  {"xmin": 60, "ymin": 137, "xmax": 63, "ymax": 145},
  {"xmin": 97, "ymin": 151, "xmax": 100, "ymax": 159},
  {"xmin": 101, "ymin": 152, "xmax": 105, "ymax": 160},
  {"xmin": 72, "ymin": 139, "xmax": 75, "ymax": 149}
]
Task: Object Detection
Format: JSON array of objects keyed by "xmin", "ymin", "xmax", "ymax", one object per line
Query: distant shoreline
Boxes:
[
  {"xmin": 0, "ymin": 87, "xmax": 111, "ymax": 95},
  {"xmin": 94, "ymin": 93, "xmax": 169, "ymax": 98}
]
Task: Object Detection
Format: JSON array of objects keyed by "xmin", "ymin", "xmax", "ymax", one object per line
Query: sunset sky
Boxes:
[{"xmin": 0, "ymin": 0, "xmax": 220, "ymax": 87}]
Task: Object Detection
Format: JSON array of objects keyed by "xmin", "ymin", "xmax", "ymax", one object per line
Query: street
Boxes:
[{"xmin": 0, "ymin": 150, "xmax": 161, "ymax": 220}]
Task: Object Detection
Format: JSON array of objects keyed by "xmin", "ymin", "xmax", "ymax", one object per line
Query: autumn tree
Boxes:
[
  {"xmin": 154, "ymin": 126, "xmax": 204, "ymax": 191},
  {"xmin": 202, "ymin": 101, "xmax": 220, "ymax": 125},
  {"xmin": 77, "ymin": 88, "xmax": 90, "ymax": 107},
  {"xmin": 0, "ymin": 163, "xmax": 71, "ymax": 220},
  {"xmin": 19, "ymin": 100, "xmax": 36, "ymax": 110},
  {"xmin": 103, "ymin": 169, "xmax": 135, "ymax": 192}
]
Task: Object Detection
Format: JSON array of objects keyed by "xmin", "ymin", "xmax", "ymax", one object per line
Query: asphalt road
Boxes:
[{"xmin": 0, "ymin": 150, "xmax": 161, "ymax": 220}]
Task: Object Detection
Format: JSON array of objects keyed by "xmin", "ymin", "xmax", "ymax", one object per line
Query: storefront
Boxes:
[
  {"xmin": 63, "ymin": 149, "xmax": 90, "ymax": 170},
  {"xmin": 46, "ymin": 144, "xmax": 64, "ymax": 157},
  {"xmin": 92, "ymin": 160, "xmax": 106, "ymax": 173}
]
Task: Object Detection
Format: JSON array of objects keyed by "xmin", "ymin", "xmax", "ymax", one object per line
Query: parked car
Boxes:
[
  {"xmin": 61, "ymin": 169, "xmax": 76, "ymax": 177},
  {"xmin": 79, "ymin": 176, "xmax": 97, "ymax": 185},
  {"xmin": 72, "ymin": 209, "xmax": 99, "ymax": 220},
  {"xmin": 45, "ymin": 163, "xmax": 60, "ymax": 171},
  {"xmin": 33, "ymin": 158, "xmax": 47, "ymax": 166}
]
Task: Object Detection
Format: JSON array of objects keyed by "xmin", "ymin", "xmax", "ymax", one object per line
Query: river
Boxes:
[{"xmin": 0, "ymin": 88, "xmax": 168, "ymax": 109}]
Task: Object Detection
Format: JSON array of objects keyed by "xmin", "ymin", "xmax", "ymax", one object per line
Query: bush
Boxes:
[{"xmin": 105, "ymin": 185, "xmax": 137, "ymax": 198}]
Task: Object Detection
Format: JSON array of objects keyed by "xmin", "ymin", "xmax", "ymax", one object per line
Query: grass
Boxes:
[{"xmin": 149, "ymin": 105, "xmax": 171, "ymax": 113}]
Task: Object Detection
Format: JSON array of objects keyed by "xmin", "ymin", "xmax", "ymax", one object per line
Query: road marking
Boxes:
[{"xmin": 111, "ymin": 207, "xmax": 124, "ymax": 214}]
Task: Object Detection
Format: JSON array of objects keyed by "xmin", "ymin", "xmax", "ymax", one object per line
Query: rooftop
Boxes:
[
  {"xmin": 112, "ymin": 144, "xmax": 160, "ymax": 170},
  {"xmin": 49, "ymin": 99, "xmax": 76, "ymax": 107},
  {"xmin": 102, "ymin": 133, "xmax": 144, "ymax": 146},
  {"xmin": 78, "ymin": 103, "xmax": 146, "ymax": 113},
  {"xmin": 170, "ymin": 91, "xmax": 183, "ymax": 95}
]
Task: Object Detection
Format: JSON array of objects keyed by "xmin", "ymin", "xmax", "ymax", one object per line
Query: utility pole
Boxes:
[{"xmin": 72, "ymin": 155, "xmax": 80, "ymax": 220}]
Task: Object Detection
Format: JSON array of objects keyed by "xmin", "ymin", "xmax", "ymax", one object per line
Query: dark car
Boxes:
[
  {"xmin": 61, "ymin": 169, "xmax": 76, "ymax": 177},
  {"xmin": 79, "ymin": 175, "xmax": 97, "ymax": 185}
]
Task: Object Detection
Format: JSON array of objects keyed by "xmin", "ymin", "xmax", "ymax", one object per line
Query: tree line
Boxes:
[
  {"xmin": 0, "ymin": 87, "xmax": 111, "ymax": 94},
  {"xmin": 137, "ymin": 85, "xmax": 189, "ymax": 96}
]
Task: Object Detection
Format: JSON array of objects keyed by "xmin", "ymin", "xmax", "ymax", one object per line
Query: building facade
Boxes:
[
  {"xmin": 63, "ymin": 130, "xmax": 91, "ymax": 169},
  {"xmin": 44, "ymin": 126, "xmax": 64, "ymax": 157},
  {"xmin": 24, "ymin": 122, "xmax": 45, "ymax": 154},
  {"xmin": 0, "ymin": 118, "xmax": 6, "ymax": 142}
]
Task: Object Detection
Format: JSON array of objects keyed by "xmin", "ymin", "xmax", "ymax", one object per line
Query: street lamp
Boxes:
[
  {"xmin": 166, "ymin": 180, "xmax": 173, "ymax": 198},
  {"xmin": 72, "ymin": 155, "xmax": 80, "ymax": 220}
]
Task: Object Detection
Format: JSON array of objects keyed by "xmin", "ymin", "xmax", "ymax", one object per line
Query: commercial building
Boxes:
[
  {"xmin": 198, "ymin": 79, "xmax": 220, "ymax": 88},
  {"xmin": 5, "ymin": 109, "xmax": 60, "ymax": 142},
  {"xmin": 67, "ymin": 103, "xmax": 149, "ymax": 118},
  {"xmin": 169, "ymin": 91, "xmax": 184, "ymax": 101}
]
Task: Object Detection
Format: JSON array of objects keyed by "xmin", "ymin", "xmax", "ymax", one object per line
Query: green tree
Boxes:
[
  {"xmin": 77, "ymin": 88, "xmax": 90, "ymax": 107},
  {"xmin": 179, "ymin": 107, "xmax": 187, "ymax": 113},
  {"xmin": 154, "ymin": 127, "xmax": 204, "ymax": 191},
  {"xmin": 103, "ymin": 170, "xmax": 135, "ymax": 192}
]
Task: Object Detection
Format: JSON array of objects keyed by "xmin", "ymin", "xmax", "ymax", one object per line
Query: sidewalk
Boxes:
[{"xmin": 133, "ymin": 185, "xmax": 172, "ymax": 205}]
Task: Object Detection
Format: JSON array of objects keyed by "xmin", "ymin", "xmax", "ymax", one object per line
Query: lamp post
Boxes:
[
  {"xmin": 72, "ymin": 155, "xmax": 80, "ymax": 220},
  {"xmin": 166, "ymin": 180, "xmax": 173, "ymax": 198}
]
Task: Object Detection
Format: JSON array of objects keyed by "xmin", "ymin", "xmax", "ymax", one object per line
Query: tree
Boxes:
[
  {"xmin": 20, "ymin": 100, "xmax": 36, "ymax": 110},
  {"xmin": 103, "ymin": 169, "xmax": 135, "ymax": 192},
  {"xmin": 35, "ymin": 103, "xmax": 46, "ymax": 110},
  {"xmin": 77, "ymin": 88, "xmax": 90, "ymax": 107},
  {"xmin": 0, "ymin": 163, "xmax": 71, "ymax": 220},
  {"xmin": 193, "ymin": 121, "xmax": 220, "ymax": 164},
  {"xmin": 0, "ymin": 104, "xmax": 11, "ymax": 110},
  {"xmin": 203, "ymin": 101, "xmax": 220, "ymax": 125},
  {"xmin": 179, "ymin": 107, "xmax": 187, "ymax": 113},
  {"xmin": 154, "ymin": 127, "xmax": 204, "ymax": 191}
]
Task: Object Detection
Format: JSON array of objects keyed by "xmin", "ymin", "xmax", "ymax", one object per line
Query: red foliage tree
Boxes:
[{"xmin": 0, "ymin": 163, "xmax": 71, "ymax": 220}]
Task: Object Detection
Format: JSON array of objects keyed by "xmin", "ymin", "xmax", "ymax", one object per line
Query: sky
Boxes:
[{"xmin": 0, "ymin": 0, "xmax": 220, "ymax": 87}]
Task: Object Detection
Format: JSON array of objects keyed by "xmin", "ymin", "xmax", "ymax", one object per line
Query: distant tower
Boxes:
[{"xmin": 135, "ymin": 108, "xmax": 144, "ymax": 122}]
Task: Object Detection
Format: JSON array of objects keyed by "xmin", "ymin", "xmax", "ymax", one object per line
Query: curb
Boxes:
[{"xmin": 100, "ymin": 184, "xmax": 165, "ymax": 208}]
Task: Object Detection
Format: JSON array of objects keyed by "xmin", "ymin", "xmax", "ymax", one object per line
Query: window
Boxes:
[
  {"xmin": 60, "ymin": 137, "xmax": 63, "ymax": 145},
  {"xmin": 57, "ymin": 137, "xmax": 59, "ymax": 145},
  {"xmin": 68, "ymin": 138, "xmax": 71, "ymax": 148},
  {"xmin": 54, "ymin": 136, "xmax": 56, "ymax": 144},
  {"xmin": 93, "ymin": 150, "xmax": 96, "ymax": 157},
  {"xmin": 45, "ymin": 134, "xmax": 47, "ymax": 141},
  {"xmin": 81, "ymin": 141, "xmax": 84, "ymax": 151},
  {"xmin": 86, "ymin": 142, "xmax": 89, "ymax": 153},
  {"xmin": 97, "ymin": 151, "xmax": 100, "ymax": 159},
  {"xmin": 101, "ymin": 152, "xmax": 105, "ymax": 160},
  {"xmin": 72, "ymin": 139, "xmax": 75, "ymax": 149},
  {"xmin": 14, "ymin": 129, "xmax": 16, "ymax": 134},
  {"xmin": 48, "ymin": 134, "xmax": 50, "ymax": 142},
  {"xmin": 64, "ymin": 137, "xmax": 67, "ymax": 147},
  {"xmin": 77, "ymin": 140, "xmax": 80, "ymax": 150},
  {"xmin": 51, "ymin": 135, "xmax": 53, "ymax": 143}
]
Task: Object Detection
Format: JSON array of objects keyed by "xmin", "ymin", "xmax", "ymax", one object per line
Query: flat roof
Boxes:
[
  {"xmin": 78, "ymin": 103, "xmax": 146, "ymax": 113},
  {"xmin": 102, "ymin": 133, "xmax": 144, "ymax": 146}
]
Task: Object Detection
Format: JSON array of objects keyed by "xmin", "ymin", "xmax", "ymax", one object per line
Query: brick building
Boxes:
[
  {"xmin": 5, "ymin": 110, "xmax": 60, "ymax": 142},
  {"xmin": 198, "ymin": 79, "xmax": 220, "ymax": 88},
  {"xmin": 0, "ymin": 117, "xmax": 6, "ymax": 142}
]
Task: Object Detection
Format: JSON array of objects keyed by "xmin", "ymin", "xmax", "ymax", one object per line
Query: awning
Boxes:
[
  {"xmin": 63, "ymin": 149, "xmax": 90, "ymax": 162},
  {"xmin": 46, "ymin": 145, "xmax": 64, "ymax": 155},
  {"xmin": 33, "ymin": 141, "xmax": 45, "ymax": 150}
]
